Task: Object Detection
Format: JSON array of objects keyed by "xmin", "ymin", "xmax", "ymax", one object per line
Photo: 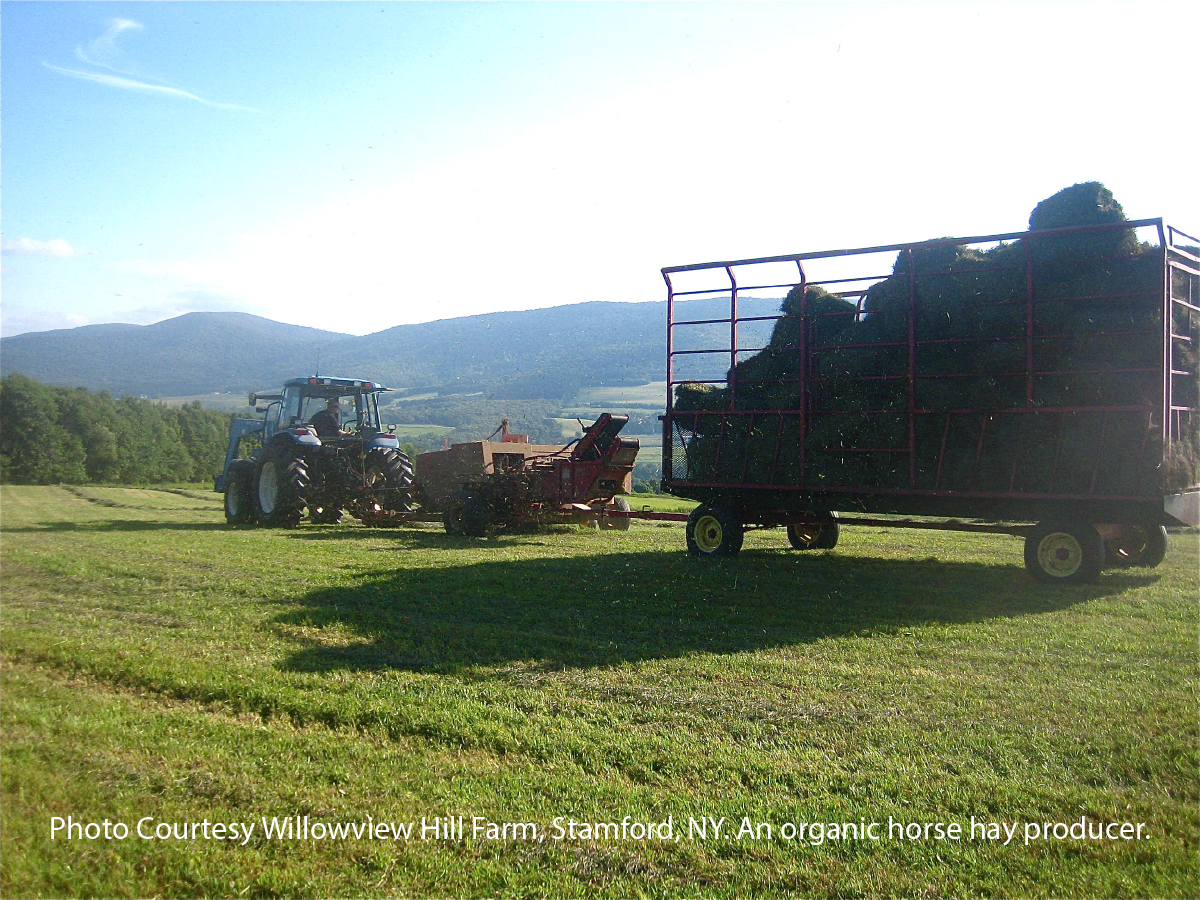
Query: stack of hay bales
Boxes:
[{"xmin": 673, "ymin": 182, "xmax": 1190, "ymax": 495}]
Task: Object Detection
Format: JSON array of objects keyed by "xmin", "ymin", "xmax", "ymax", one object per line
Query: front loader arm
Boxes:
[{"xmin": 214, "ymin": 418, "xmax": 266, "ymax": 492}]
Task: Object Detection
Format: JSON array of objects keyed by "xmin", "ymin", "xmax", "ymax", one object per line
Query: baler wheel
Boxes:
[
  {"xmin": 611, "ymin": 496, "xmax": 632, "ymax": 531},
  {"xmin": 311, "ymin": 506, "xmax": 343, "ymax": 525},
  {"xmin": 459, "ymin": 495, "xmax": 492, "ymax": 538},
  {"xmin": 596, "ymin": 496, "xmax": 632, "ymax": 531}
]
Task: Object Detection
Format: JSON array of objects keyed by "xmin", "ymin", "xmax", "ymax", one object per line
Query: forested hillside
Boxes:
[
  {"xmin": 0, "ymin": 374, "xmax": 232, "ymax": 484},
  {"xmin": 0, "ymin": 298, "xmax": 778, "ymax": 400},
  {"xmin": 0, "ymin": 312, "xmax": 350, "ymax": 397}
]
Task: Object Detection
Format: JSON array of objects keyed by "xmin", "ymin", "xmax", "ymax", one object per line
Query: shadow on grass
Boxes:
[
  {"xmin": 274, "ymin": 548, "xmax": 1155, "ymax": 674},
  {"xmin": 5, "ymin": 519, "xmax": 235, "ymax": 533}
]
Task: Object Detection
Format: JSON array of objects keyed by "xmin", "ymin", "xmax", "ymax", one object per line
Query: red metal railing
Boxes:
[{"xmin": 662, "ymin": 218, "xmax": 1200, "ymax": 505}]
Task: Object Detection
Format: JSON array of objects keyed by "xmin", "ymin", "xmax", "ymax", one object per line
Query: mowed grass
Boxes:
[{"xmin": 1, "ymin": 484, "xmax": 1196, "ymax": 898}]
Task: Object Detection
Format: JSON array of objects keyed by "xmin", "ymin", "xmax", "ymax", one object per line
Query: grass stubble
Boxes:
[{"xmin": 1, "ymin": 484, "xmax": 1196, "ymax": 898}]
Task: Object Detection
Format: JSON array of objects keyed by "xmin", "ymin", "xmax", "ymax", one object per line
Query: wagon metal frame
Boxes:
[{"xmin": 657, "ymin": 218, "xmax": 1199, "ymax": 581}]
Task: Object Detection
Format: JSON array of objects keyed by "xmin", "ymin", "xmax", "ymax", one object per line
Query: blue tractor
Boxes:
[{"xmin": 215, "ymin": 376, "xmax": 414, "ymax": 527}]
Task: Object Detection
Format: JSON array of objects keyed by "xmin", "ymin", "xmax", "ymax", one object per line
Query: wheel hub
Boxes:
[
  {"xmin": 1038, "ymin": 532, "xmax": 1082, "ymax": 577},
  {"xmin": 258, "ymin": 462, "xmax": 277, "ymax": 514},
  {"xmin": 695, "ymin": 515, "xmax": 724, "ymax": 553}
]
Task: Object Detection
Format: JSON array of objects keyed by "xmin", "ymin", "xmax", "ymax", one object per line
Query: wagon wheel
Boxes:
[
  {"xmin": 1024, "ymin": 520, "xmax": 1104, "ymax": 583},
  {"xmin": 686, "ymin": 504, "xmax": 743, "ymax": 557},
  {"xmin": 787, "ymin": 512, "xmax": 839, "ymax": 550},
  {"xmin": 1103, "ymin": 524, "xmax": 1169, "ymax": 568}
]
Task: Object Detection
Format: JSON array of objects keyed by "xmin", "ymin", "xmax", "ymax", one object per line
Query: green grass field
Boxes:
[{"xmin": 1, "ymin": 484, "xmax": 1197, "ymax": 898}]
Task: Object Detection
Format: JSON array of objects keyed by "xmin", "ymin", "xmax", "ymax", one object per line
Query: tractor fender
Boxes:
[
  {"xmin": 365, "ymin": 434, "xmax": 401, "ymax": 451},
  {"xmin": 281, "ymin": 429, "xmax": 322, "ymax": 448}
]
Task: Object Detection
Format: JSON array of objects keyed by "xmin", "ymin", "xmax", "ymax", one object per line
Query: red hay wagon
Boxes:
[{"xmin": 657, "ymin": 218, "xmax": 1199, "ymax": 583}]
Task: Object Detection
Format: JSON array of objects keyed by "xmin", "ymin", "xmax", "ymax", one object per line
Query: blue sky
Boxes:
[{"xmin": 2, "ymin": 0, "xmax": 1196, "ymax": 337}]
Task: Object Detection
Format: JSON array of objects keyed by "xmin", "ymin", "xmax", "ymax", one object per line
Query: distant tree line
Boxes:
[
  {"xmin": 0, "ymin": 373, "xmax": 671, "ymax": 491},
  {"xmin": 0, "ymin": 374, "xmax": 231, "ymax": 485}
]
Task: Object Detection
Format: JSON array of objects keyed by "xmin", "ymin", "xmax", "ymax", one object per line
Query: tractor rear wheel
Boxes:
[
  {"xmin": 255, "ymin": 446, "xmax": 309, "ymax": 527},
  {"xmin": 223, "ymin": 460, "xmax": 257, "ymax": 524},
  {"xmin": 363, "ymin": 448, "xmax": 415, "ymax": 513},
  {"xmin": 686, "ymin": 503, "xmax": 743, "ymax": 557},
  {"xmin": 1024, "ymin": 520, "xmax": 1104, "ymax": 583}
]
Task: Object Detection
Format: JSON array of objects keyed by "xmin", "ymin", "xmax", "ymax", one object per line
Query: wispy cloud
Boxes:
[
  {"xmin": 43, "ymin": 62, "xmax": 258, "ymax": 112},
  {"xmin": 2, "ymin": 237, "xmax": 83, "ymax": 258},
  {"xmin": 75, "ymin": 18, "xmax": 145, "ymax": 73},
  {"xmin": 46, "ymin": 19, "xmax": 258, "ymax": 112}
]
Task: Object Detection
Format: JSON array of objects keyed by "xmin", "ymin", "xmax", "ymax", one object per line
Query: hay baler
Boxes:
[{"xmin": 416, "ymin": 413, "xmax": 640, "ymax": 535}]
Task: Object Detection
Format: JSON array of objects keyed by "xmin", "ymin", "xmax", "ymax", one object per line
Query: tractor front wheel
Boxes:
[
  {"xmin": 255, "ymin": 446, "xmax": 309, "ymax": 527},
  {"xmin": 686, "ymin": 504, "xmax": 743, "ymax": 557},
  {"xmin": 1024, "ymin": 520, "xmax": 1104, "ymax": 583},
  {"xmin": 223, "ymin": 460, "xmax": 257, "ymax": 525}
]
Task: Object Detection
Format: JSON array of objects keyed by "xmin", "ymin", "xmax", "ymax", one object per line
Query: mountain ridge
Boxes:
[{"xmin": 1, "ymin": 298, "xmax": 781, "ymax": 399}]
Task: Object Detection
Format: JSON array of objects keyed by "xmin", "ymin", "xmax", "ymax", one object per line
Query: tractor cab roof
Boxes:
[{"xmin": 281, "ymin": 377, "xmax": 392, "ymax": 399}]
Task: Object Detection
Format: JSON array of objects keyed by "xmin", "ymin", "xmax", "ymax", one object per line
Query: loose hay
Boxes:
[{"xmin": 672, "ymin": 183, "xmax": 1199, "ymax": 496}]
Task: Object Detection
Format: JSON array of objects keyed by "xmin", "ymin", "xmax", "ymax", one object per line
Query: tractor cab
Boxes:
[{"xmin": 254, "ymin": 377, "xmax": 393, "ymax": 445}]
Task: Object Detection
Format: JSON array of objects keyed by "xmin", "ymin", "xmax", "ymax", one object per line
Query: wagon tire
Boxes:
[
  {"xmin": 787, "ymin": 513, "xmax": 839, "ymax": 550},
  {"xmin": 686, "ymin": 503, "xmax": 743, "ymax": 557},
  {"xmin": 223, "ymin": 460, "xmax": 257, "ymax": 525},
  {"xmin": 1104, "ymin": 524, "xmax": 1168, "ymax": 568},
  {"xmin": 1024, "ymin": 520, "xmax": 1104, "ymax": 583}
]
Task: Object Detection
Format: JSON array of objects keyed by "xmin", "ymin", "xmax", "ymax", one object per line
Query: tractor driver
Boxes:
[{"xmin": 309, "ymin": 397, "xmax": 348, "ymax": 438}]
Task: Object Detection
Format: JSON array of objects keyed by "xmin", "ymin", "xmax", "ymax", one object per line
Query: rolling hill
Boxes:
[
  {"xmin": 0, "ymin": 312, "xmax": 351, "ymax": 397},
  {"xmin": 0, "ymin": 298, "xmax": 781, "ymax": 401}
]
